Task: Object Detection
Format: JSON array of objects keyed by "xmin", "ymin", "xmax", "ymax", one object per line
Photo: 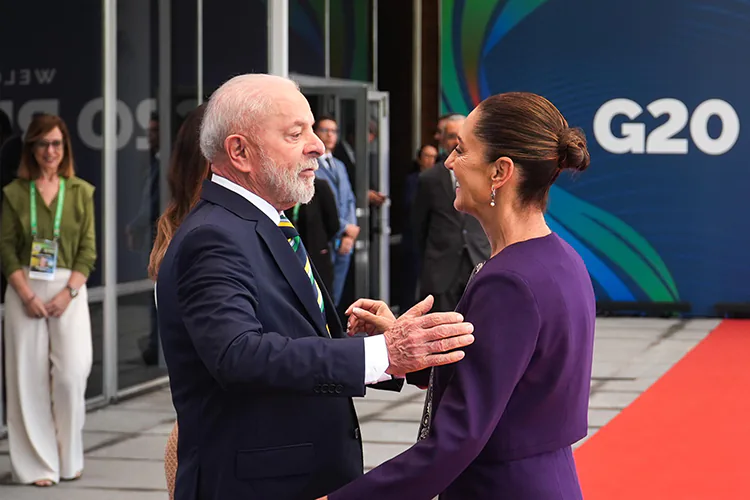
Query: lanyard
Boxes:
[
  {"xmin": 30, "ymin": 178, "xmax": 66, "ymax": 241},
  {"xmin": 291, "ymin": 203, "xmax": 301, "ymax": 225}
]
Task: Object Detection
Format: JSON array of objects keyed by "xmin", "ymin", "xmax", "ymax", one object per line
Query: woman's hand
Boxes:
[
  {"xmin": 45, "ymin": 290, "xmax": 72, "ymax": 318},
  {"xmin": 23, "ymin": 295, "xmax": 48, "ymax": 319},
  {"xmin": 345, "ymin": 298, "xmax": 397, "ymax": 336}
]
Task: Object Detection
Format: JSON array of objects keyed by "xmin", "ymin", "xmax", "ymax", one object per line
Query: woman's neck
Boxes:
[
  {"xmin": 38, "ymin": 170, "xmax": 58, "ymax": 183},
  {"xmin": 480, "ymin": 205, "xmax": 551, "ymax": 258}
]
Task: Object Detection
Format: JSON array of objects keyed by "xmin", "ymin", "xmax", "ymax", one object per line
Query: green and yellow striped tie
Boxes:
[{"xmin": 278, "ymin": 214, "xmax": 329, "ymax": 334}]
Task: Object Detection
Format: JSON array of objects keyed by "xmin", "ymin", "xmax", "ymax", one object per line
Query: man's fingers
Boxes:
[
  {"xmin": 417, "ymin": 311, "xmax": 465, "ymax": 329},
  {"xmin": 402, "ymin": 295, "xmax": 434, "ymax": 318},
  {"xmin": 422, "ymin": 350, "xmax": 466, "ymax": 369},
  {"xmin": 427, "ymin": 332, "xmax": 475, "ymax": 354},
  {"xmin": 352, "ymin": 307, "xmax": 392, "ymax": 331}
]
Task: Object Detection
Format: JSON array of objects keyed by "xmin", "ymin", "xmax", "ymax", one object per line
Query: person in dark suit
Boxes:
[
  {"xmin": 412, "ymin": 115, "xmax": 491, "ymax": 312},
  {"xmin": 400, "ymin": 144, "xmax": 438, "ymax": 311},
  {"xmin": 155, "ymin": 74, "xmax": 476, "ymax": 500},
  {"xmin": 291, "ymin": 177, "xmax": 339, "ymax": 292},
  {"xmin": 324, "ymin": 92, "xmax": 596, "ymax": 499}
]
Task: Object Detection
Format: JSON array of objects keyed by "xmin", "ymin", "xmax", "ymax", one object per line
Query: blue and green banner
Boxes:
[{"xmin": 442, "ymin": 0, "xmax": 749, "ymax": 315}]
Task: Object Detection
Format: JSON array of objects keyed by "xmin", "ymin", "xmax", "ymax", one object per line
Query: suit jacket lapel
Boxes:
[
  {"xmin": 312, "ymin": 263, "xmax": 343, "ymax": 337},
  {"xmin": 256, "ymin": 220, "xmax": 330, "ymax": 337},
  {"xmin": 439, "ymin": 163, "xmax": 455, "ymax": 201},
  {"xmin": 201, "ymin": 181, "xmax": 330, "ymax": 338}
]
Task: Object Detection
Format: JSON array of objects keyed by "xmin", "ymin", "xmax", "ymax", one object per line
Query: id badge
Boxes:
[{"xmin": 29, "ymin": 238, "xmax": 59, "ymax": 281}]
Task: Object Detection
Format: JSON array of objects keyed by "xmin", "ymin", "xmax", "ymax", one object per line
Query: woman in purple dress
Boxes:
[{"xmin": 322, "ymin": 92, "xmax": 596, "ymax": 500}]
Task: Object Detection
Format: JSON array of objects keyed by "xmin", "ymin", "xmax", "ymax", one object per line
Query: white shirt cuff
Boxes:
[{"xmin": 363, "ymin": 335, "xmax": 392, "ymax": 385}]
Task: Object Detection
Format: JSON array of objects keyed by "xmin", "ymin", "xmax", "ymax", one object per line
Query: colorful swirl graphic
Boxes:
[{"xmin": 440, "ymin": 0, "xmax": 680, "ymax": 303}]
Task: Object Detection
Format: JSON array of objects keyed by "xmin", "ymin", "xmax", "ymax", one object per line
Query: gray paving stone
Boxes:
[
  {"xmin": 588, "ymin": 391, "xmax": 641, "ymax": 410},
  {"xmin": 361, "ymin": 421, "xmax": 420, "ymax": 445},
  {"xmin": 597, "ymin": 377, "xmax": 659, "ymax": 393},
  {"xmin": 593, "ymin": 327, "xmax": 663, "ymax": 339},
  {"xmin": 0, "ymin": 486, "xmax": 168, "ymax": 500},
  {"xmin": 353, "ymin": 400, "xmax": 394, "ymax": 419},
  {"xmin": 363, "ymin": 442, "xmax": 411, "ymax": 469},
  {"xmin": 364, "ymin": 402, "xmax": 425, "ymax": 422},
  {"xmin": 593, "ymin": 338, "xmax": 652, "ymax": 361},
  {"xmin": 588, "ymin": 408, "xmax": 620, "ymax": 428},
  {"xmin": 88, "ymin": 435, "xmax": 169, "ymax": 461},
  {"xmin": 116, "ymin": 390, "xmax": 176, "ymax": 414},
  {"xmin": 590, "ymin": 360, "xmax": 622, "ymax": 378},
  {"xmin": 363, "ymin": 383, "xmax": 425, "ymax": 402},
  {"xmin": 84, "ymin": 408, "xmax": 175, "ymax": 434},
  {"xmin": 55, "ymin": 457, "xmax": 167, "ymax": 491},
  {"xmin": 681, "ymin": 318, "xmax": 722, "ymax": 331},
  {"xmin": 141, "ymin": 422, "xmax": 177, "ymax": 437},
  {"xmin": 0, "ymin": 431, "xmax": 123, "ymax": 455},
  {"xmin": 669, "ymin": 329, "xmax": 713, "ymax": 341},
  {"xmin": 597, "ymin": 318, "xmax": 680, "ymax": 329}
]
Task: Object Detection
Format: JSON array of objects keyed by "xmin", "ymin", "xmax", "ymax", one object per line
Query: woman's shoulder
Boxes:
[
  {"xmin": 66, "ymin": 176, "xmax": 95, "ymax": 197},
  {"xmin": 2, "ymin": 178, "xmax": 29, "ymax": 203}
]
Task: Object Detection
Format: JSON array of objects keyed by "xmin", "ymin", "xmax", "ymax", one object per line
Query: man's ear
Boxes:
[{"xmin": 224, "ymin": 134, "xmax": 253, "ymax": 173}]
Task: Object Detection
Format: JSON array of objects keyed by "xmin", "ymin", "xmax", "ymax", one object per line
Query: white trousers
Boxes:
[{"xmin": 4, "ymin": 268, "xmax": 92, "ymax": 484}]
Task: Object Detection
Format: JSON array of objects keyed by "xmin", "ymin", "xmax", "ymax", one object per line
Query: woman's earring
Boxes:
[{"xmin": 490, "ymin": 188, "xmax": 496, "ymax": 207}]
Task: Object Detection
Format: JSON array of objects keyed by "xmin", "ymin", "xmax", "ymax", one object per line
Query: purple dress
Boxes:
[{"xmin": 329, "ymin": 233, "xmax": 596, "ymax": 499}]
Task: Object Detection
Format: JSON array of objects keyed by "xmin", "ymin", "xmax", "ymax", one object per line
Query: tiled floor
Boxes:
[{"xmin": 0, "ymin": 317, "xmax": 719, "ymax": 499}]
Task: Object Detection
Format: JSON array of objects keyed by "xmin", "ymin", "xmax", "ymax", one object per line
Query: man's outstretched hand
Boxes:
[{"xmin": 347, "ymin": 295, "xmax": 475, "ymax": 376}]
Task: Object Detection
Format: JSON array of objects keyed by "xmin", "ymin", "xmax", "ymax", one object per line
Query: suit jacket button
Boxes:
[
  {"xmin": 321, "ymin": 384, "xmax": 329, "ymax": 393},
  {"xmin": 314, "ymin": 385, "xmax": 321, "ymax": 393},
  {"xmin": 335, "ymin": 385, "xmax": 343, "ymax": 394},
  {"xmin": 353, "ymin": 428, "xmax": 361, "ymax": 440}
]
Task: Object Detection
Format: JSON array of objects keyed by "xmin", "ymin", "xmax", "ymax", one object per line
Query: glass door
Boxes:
[{"xmin": 293, "ymin": 75, "xmax": 390, "ymax": 308}]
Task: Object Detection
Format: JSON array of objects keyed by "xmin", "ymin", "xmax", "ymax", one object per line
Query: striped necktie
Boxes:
[{"xmin": 278, "ymin": 213, "xmax": 329, "ymax": 334}]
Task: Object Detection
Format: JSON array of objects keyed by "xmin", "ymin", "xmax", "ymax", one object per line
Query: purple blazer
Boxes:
[{"xmin": 329, "ymin": 233, "xmax": 596, "ymax": 499}]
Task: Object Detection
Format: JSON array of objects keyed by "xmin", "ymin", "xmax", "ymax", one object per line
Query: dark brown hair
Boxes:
[
  {"xmin": 314, "ymin": 115, "xmax": 337, "ymax": 130},
  {"xmin": 18, "ymin": 114, "xmax": 76, "ymax": 180},
  {"xmin": 475, "ymin": 92, "xmax": 590, "ymax": 210},
  {"xmin": 148, "ymin": 104, "xmax": 210, "ymax": 279}
]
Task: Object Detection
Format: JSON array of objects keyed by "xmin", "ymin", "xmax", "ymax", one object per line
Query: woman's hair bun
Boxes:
[{"xmin": 557, "ymin": 127, "xmax": 591, "ymax": 172}]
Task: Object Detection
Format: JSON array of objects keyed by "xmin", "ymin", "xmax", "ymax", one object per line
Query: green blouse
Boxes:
[{"xmin": 1, "ymin": 176, "xmax": 97, "ymax": 279}]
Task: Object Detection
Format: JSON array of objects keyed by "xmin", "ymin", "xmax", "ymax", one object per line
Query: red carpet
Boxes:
[{"xmin": 574, "ymin": 320, "xmax": 750, "ymax": 499}]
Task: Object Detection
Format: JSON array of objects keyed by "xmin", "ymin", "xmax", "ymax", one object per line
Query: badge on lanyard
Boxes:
[{"xmin": 28, "ymin": 178, "xmax": 65, "ymax": 281}]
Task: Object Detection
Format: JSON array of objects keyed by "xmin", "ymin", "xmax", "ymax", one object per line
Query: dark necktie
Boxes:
[{"xmin": 278, "ymin": 213, "xmax": 329, "ymax": 332}]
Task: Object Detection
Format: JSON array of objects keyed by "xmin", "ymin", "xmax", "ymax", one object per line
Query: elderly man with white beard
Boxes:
[{"xmin": 155, "ymin": 74, "xmax": 476, "ymax": 500}]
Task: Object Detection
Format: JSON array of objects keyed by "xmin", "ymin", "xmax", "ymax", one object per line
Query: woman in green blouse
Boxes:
[{"xmin": 0, "ymin": 114, "xmax": 96, "ymax": 487}]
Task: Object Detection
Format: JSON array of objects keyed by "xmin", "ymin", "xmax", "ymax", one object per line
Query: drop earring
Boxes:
[{"xmin": 490, "ymin": 188, "xmax": 496, "ymax": 207}]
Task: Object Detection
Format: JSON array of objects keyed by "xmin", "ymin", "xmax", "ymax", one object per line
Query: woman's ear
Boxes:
[{"xmin": 491, "ymin": 156, "xmax": 514, "ymax": 191}]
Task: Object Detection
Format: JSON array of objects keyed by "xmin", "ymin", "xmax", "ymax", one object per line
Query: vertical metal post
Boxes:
[
  {"xmin": 159, "ymin": 0, "xmax": 171, "ymax": 213},
  {"xmin": 372, "ymin": 0, "xmax": 378, "ymax": 87},
  {"xmin": 268, "ymin": 0, "xmax": 289, "ymax": 77},
  {"xmin": 102, "ymin": 0, "xmax": 119, "ymax": 401},
  {"xmin": 197, "ymin": 0, "xmax": 204, "ymax": 103},
  {"xmin": 324, "ymin": 0, "xmax": 330, "ymax": 79},
  {"xmin": 412, "ymin": 0, "xmax": 422, "ymax": 153}
]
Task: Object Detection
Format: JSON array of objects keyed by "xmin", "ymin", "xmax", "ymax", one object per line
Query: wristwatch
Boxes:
[{"xmin": 66, "ymin": 285, "xmax": 79, "ymax": 299}]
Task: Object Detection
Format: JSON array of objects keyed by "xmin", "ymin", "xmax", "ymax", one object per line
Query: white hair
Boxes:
[
  {"xmin": 199, "ymin": 74, "xmax": 299, "ymax": 162},
  {"xmin": 440, "ymin": 113, "xmax": 466, "ymax": 133}
]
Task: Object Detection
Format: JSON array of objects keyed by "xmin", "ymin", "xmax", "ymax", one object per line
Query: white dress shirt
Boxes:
[{"xmin": 211, "ymin": 174, "xmax": 391, "ymax": 385}]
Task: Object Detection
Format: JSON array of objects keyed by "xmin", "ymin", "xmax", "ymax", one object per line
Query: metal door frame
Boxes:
[
  {"xmin": 367, "ymin": 90, "xmax": 390, "ymax": 304},
  {"xmin": 292, "ymin": 75, "xmax": 391, "ymax": 304}
]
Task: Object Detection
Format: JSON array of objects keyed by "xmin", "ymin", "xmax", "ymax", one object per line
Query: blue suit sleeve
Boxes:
[
  {"xmin": 175, "ymin": 223, "xmax": 367, "ymax": 397},
  {"xmin": 339, "ymin": 162, "xmax": 357, "ymax": 228},
  {"xmin": 328, "ymin": 271, "xmax": 541, "ymax": 499}
]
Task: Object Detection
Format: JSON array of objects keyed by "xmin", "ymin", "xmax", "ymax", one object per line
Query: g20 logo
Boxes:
[{"xmin": 593, "ymin": 98, "xmax": 740, "ymax": 155}]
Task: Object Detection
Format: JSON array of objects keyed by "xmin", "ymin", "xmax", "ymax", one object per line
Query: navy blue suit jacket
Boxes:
[{"xmin": 157, "ymin": 181, "xmax": 373, "ymax": 500}]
